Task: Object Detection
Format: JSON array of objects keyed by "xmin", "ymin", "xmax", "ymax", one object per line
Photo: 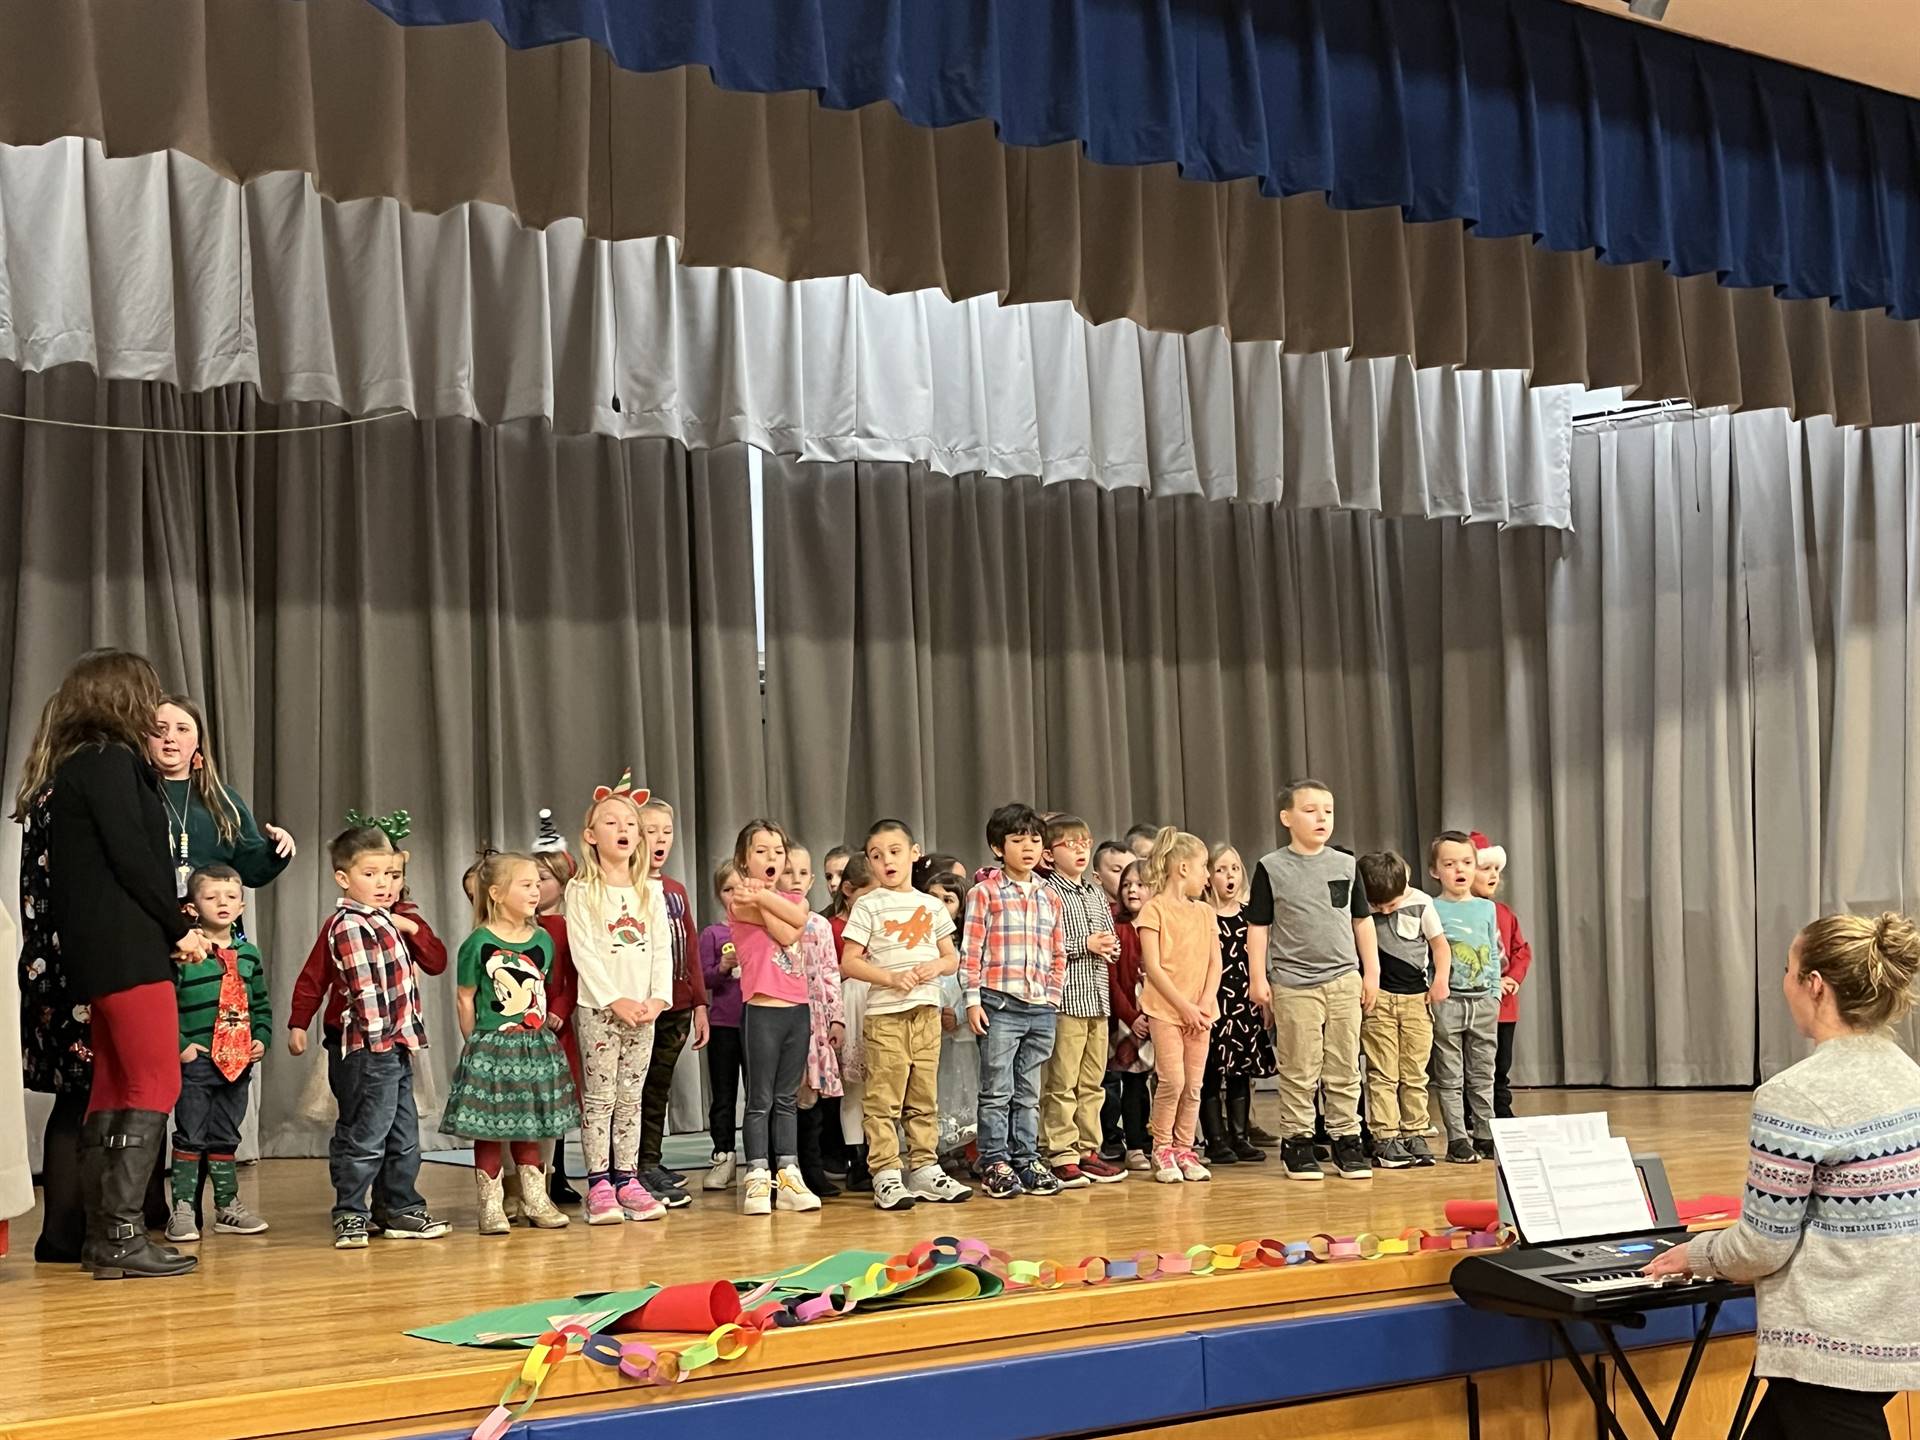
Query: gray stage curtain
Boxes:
[
  {"xmin": 762, "ymin": 423, "xmax": 1918, "ymax": 1087},
  {"xmin": 0, "ymin": 363, "xmax": 760, "ymax": 1157}
]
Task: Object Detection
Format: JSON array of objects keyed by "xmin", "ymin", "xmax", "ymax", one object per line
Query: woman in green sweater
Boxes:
[{"xmin": 149, "ymin": 698, "xmax": 296, "ymax": 896}]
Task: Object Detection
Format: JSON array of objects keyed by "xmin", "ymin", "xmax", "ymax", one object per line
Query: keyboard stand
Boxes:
[{"xmin": 1546, "ymin": 1302, "xmax": 1727, "ymax": 1440}]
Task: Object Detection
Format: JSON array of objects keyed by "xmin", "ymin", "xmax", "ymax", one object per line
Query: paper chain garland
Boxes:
[{"xmin": 472, "ymin": 1223, "xmax": 1510, "ymax": 1439}]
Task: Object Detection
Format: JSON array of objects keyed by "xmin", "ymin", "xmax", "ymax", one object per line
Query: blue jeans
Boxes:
[
  {"xmin": 329, "ymin": 1045, "xmax": 426, "ymax": 1221},
  {"xmin": 974, "ymin": 992, "xmax": 1056, "ymax": 1167}
]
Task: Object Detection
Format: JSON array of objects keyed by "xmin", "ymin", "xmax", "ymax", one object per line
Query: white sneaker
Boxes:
[
  {"xmin": 1153, "ymin": 1145, "xmax": 1184, "ymax": 1184},
  {"xmin": 906, "ymin": 1164, "xmax": 972, "ymax": 1203},
  {"xmin": 1175, "ymin": 1148, "xmax": 1212, "ymax": 1183},
  {"xmin": 165, "ymin": 1201, "xmax": 200, "ymax": 1243},
  {"xmin": 740, "ymin": 1166, "xmax": 773, "ymax": 1216},
  {"xmin": 704, "ymin": 1152, "xmax": 737, "ymax": 1191},
  {"xmin": 773, "ymin": 1164, "xmax": 821, "ymax": 1212},
  {"xmin": 871, "ymin": 1168, "xmax": 916, "ymax": 1211}
]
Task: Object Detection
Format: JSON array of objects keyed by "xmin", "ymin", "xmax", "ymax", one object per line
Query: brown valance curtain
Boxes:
[{"xmin": 3, "ymin": 0, "xmax": 1917, "ymax": 426}]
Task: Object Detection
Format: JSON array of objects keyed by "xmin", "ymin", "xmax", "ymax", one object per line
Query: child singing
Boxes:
[
  {"xmin": 1136, "ymin": 828, "xmax": 1222, "ymax": 1184},
  {"xmin": 442, "ymin": 852, "xmax": 579, "ymax": 1233}
]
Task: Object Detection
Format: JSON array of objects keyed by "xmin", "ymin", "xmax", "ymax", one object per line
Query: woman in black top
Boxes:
[{"xmin": 12, "ymin": 649, "xmax": 211, "ymax": 1277}]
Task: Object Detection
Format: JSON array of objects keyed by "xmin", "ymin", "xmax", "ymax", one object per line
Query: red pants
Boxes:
[{"xmin": 87, "ymin": 981, "xmax": 184, "ymax": 1117}]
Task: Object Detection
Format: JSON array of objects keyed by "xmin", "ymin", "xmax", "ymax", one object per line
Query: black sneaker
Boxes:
[
  {"xmin": 643, "ymin": 1167, "xmax": 694, "ymax": 1209},
  {"xmin": 1405, "ymin": 1136, "xmax": 1437, "ymax": 1167},
  {"xmin": 981, "ymin": 1161, "xmax": 1024, "ymax": 1200},
  {"xmin": 1015, "ymin": 1162, "xmax": 1062, "ymax": 1197},
  {"xmin": 378, "ymin": 1209, "xmax": 451, "ymax": 1239},
  {"xmin": 1446, "ymin": 1139, "xmax": 1480, "ymax": 1165},
  {"xmin": 1474, "ymin": 1137, "xmax": 1497, "ymax": 1161},
  {"xmin": 1332, "ymin": 1135, "xmax": 1373, "ymax": 1180},
  {"xmin": 1280, "ymin": 1137, "xmax": 1324, "ymax": 1183},
  {"xmin": 1373, "ymin": 1138, "xmax": 1413, "ymax": 1170},
  {"xmin": 1312, "ymin": 1140, "xmax": 1334, "ymax": 1162}
]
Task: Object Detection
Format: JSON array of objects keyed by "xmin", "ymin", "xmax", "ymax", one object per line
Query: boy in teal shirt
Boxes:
[
  {"xmin": 1427, "ymin": 832, "xmax": 1503, "ymax": 1165},
  {"xmin": 167, "ymin": 863, "xmax": 273, "ymax": 1242}
]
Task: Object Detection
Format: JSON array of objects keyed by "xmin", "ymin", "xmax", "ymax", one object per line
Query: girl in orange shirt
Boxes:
[{"xmin": 1135, "ymin": 828, "xmax": 1222, "ymax": 1184}]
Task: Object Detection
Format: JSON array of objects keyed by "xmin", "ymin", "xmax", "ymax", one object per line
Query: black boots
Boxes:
[
  {"xmin": 1225, "ymin": 1084, "xmax": 1267, "ymax": 1162},
  {"xmin": 797, "ymin": 1105, "xmax": 841, "ymax": 1199},
  {"xmin": 33, "ymin": 1093, "xmax": 85, "ymax": 1264},
  {"xmin": 81, "ymin": 1110, "xmax": 197, "ymax": 1280},
  {"xmin": 548, "ymin": 1147, "xmax": 583, "ymax": 1207},
  {"xmin": 1200, "ymin": 1093, "xmax": 1239, "ymax": 1165}
]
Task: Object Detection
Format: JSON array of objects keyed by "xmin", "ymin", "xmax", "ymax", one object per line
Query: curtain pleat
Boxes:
[
  {"xmin": 0, "ymin": 363, "xmax": 761, "ymax": 1157},
  {"xmin": 763, "ymin": 415, "xmax": 1920, "ymax": 1086},
  {"xmin": 4, "ymin": 0, "xmax": 1920, "ymax": 427}
]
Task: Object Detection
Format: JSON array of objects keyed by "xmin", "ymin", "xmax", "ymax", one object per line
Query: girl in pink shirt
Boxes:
[{"xmin": 726, "ymin": 819, "xmax": 816, "ymax": 1216}]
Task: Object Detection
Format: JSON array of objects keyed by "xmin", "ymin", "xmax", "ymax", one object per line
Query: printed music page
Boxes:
[
  {"xmin": 1535, "ymin": 1138, "xmax": 1653, "ymax": 1241},
  {"xmin": 1490, "ymin": 1113, "xmax": 1635, "ymax": 1243}
]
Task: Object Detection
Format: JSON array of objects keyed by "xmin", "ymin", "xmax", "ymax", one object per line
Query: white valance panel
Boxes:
[{"xmin": 0, "ymin": 138, "xmax": 1575, "ymax": 524}]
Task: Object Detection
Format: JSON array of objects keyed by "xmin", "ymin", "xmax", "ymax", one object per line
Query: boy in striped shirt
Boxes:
[{"xmin": 167, "ymin": 864, "xmax": 272, "ymax": 1242}]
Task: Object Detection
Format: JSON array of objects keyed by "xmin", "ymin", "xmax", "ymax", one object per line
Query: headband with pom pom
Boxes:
[{"xmin": 534, "ymin": 808, "xmax": 566, "ymax": 853}]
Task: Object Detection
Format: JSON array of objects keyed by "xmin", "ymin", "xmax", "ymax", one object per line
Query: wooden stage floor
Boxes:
[{"xmin": 0, "ymin": 1089, "xmax": 1756, "ymax": 1440}]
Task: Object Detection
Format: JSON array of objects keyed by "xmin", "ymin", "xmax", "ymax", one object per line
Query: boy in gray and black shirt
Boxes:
[{"xmin": 1247, "ymin": 780, "xmax": 1380, "ymax": 1182}]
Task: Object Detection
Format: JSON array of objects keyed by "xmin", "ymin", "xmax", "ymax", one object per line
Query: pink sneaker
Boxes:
[
  {"xmin": 616, "ymin": 1178, "xmax": 666, "ymax": 1222},
  {"xmin": 585, "ymin": 1180, "xmax": 623, "ymax": 1225},
  {"xmin": 1175, "ymin": 1148, "xmax": 1212, "ymax": 1182}
]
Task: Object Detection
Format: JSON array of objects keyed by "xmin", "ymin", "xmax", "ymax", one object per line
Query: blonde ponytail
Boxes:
[{"xmin": 1145, "ymin": 826, "xmax": 1206, "ymax": 894}]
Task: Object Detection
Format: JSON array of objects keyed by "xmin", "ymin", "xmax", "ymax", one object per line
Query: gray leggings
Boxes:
[{"xmin": 742, "ymin": 1002, "xmax": 810, "ymax": 1170}]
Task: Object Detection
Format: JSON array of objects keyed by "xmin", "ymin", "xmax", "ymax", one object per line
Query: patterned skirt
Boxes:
[{"xmin": 440, "ymin": 1027, "xmax": 581, "ymax": 1142}]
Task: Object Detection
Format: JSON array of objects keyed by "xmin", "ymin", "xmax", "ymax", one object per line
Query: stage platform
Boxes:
[{"xmin": 1, "ymin": 1088, "xmax": 1907, "ymax": 1440}]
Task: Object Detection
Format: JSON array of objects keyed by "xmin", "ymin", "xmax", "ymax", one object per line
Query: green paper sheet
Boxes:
[{"xmin": 407, "ymin": 1286, "xmax": 662, "ymax": 1347}]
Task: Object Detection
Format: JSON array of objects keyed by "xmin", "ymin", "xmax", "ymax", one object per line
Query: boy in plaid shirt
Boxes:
[
  {"xmin": 1039, "ymin": 814, "xmax": 1124, "ymax": 1187},
  {"xmin": 321, "ymin": 824, "xmax": 447, "ymax": 1248},
  {"xmin": 962, "ymin": 803, "xmax": 1066, "ymax": 1200}
]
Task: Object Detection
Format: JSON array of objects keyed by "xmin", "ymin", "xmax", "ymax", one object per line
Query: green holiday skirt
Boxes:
[{"xmin": 441, "ymin": 1027, "xmax": 581, "ymax": 1142}]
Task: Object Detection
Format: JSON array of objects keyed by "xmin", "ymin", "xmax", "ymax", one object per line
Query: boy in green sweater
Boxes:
[{"xmin": 166, "ymin": 864, "xmax": 273, "ymax": 1242}]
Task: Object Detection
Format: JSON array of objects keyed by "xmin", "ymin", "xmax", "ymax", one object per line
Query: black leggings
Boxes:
[
  {"xmin": 1744, "ymin": 1379, "xmax": 1892, "ymax": 1440},
  {"xmin": 741, "ymin": 1003, "xmax": 809, "ymax": 1169},
  {"xmin": 34, "ymin": 1091, "xmax": 86, "ymax": 1262},
  {"xmin": 706, "ymin": 1024, "xmax": 745, "ymax": 1156}
]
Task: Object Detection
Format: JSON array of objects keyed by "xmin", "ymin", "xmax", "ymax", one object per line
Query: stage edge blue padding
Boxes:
[{"xmin": 411, "ymin": 1294, "xmax": 1758, "ymax": 1440}]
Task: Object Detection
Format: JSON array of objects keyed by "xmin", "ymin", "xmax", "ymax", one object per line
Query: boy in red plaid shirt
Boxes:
[{"xmin": 319, "ymin": 825, "xmax": 448, "ymax": 1248}]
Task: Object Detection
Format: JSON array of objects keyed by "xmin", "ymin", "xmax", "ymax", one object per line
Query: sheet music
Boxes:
[
  {"xmin": 1491, "ymin": 1113, "xmax": 1647, "ymax": 1243},
  {"xmin": 1536, "ymin": 1138, "xmax": 1653, "ymax": 1241}
]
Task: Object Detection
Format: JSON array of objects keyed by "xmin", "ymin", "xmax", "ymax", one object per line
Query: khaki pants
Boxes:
[
  {"xmin": 861, "ymin": 1006, "xmax": 942, "ymax": 1175},
  {"xmin": 1041, "ymin": 1013, "xmax": 1109, "ymax": 1166},
  {"xmin": 1271, "ymin": 970, "xmax": 1363, "ymax": 1139},
  {"xmin": 1360, "ymin": 991, "xmax": 1434, "ymax": 1138}
]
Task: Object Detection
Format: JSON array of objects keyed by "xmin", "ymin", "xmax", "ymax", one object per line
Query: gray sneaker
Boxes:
[
  {"xmin": 333, "ymin": 1214, "xmax": 370, "ymax": 1250},
  {"xmin": 906, "ymin": 1164, "xmax": 972, "ymax": 1203},
  {"xmin": 214, "ymin": 1201, "xmax": 270, "ymax": 1235},
  {"xmin": 164, "ymin": 1201, "xmax": 200, "ymax": 1244},
  {"xmin": 1372, "ymin": 1138, "xmax": 1413, "ymax": 1170},
  {"xmin": 377, "ymin": 1209, "xmax": 451, "ymax": 1240}
]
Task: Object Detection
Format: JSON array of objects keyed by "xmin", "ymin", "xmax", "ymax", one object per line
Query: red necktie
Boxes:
[{"xmin": 211, "ymin": 947, "xmax": 252, "ymax": 1082}]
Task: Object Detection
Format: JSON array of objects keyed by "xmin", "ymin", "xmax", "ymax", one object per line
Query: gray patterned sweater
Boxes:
[{"xmin": 1687, "ymin": 1032, "xmax": 1920, "ymax": 1393}]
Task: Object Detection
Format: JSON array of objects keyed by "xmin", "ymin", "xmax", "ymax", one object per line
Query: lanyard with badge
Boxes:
[{"xmin": 163, "ymin": 782, "xmax": 193, "ymax": 897}]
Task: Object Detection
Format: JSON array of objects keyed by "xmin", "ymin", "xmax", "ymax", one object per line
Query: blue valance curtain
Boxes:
[{"xmin": 364, "ymin": 0, "xmax": 1920, "ymax": 322}]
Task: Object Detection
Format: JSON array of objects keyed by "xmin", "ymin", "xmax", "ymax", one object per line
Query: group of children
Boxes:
[{"xmin": 158, "ymin": 774, "xmax": 1535, "ymax": 1247}]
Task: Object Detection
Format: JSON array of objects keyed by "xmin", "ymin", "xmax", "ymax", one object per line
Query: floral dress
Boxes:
[
  {"xmin": 18, "ymin": 782, "xmax": 91, "ymax": 1095},
  {"xmin": 1209, "ymin": 909, "xmax": 1276, "ymax": 1078},
  {"xmin": 797, "ymin": 914, "xmax": 844, "ymax": 1098}
]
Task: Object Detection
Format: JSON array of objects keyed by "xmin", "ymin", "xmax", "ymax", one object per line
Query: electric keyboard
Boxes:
[{"xmin": 1451, "ymin": 1231, "xmax": 1750, "ymax": 1319}]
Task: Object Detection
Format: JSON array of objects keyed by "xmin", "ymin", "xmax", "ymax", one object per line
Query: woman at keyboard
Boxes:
[{"xmin": 1644, "ymin": 912, "xmax": 1920, "ymax": 1439}]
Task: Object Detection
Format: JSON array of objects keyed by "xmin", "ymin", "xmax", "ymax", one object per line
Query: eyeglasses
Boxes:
[{"xmin": 1053, "ymin": 837, "xmax": 1092, "ymax": 851}]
